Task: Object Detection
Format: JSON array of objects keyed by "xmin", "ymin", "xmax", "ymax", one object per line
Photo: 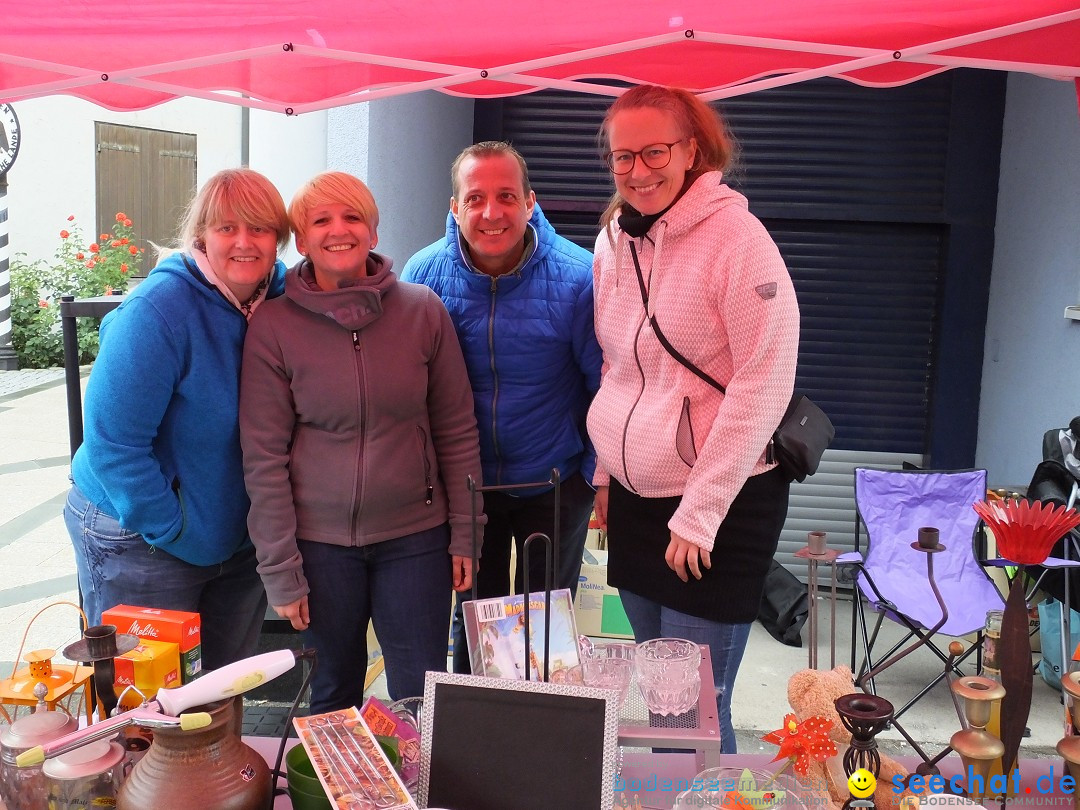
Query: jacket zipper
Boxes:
[
  {"xmin": 619, "ymin": 237, "xmax": 655, "ymax": 494},
  {"xmin": 620, "ymin": 314, "xmax": 648, "ymax": 494},
  {"xmin": 350, "ymin": 330, "xmax": 365, "ymax": 544},
  {"xmin": 487, "ymin": 275, "xmax": 502, "ymax": 484},
  {"xmin": 416, "ymin": 427, "xmax": 434, "ymax": 504}
]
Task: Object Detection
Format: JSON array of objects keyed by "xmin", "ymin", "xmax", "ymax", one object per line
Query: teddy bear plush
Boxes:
[{"xmin": 785, "ymin": 666, "xmax": 914, "ymax": 810}]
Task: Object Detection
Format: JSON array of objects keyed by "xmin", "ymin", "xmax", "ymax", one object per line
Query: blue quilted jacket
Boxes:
[{"xmin": 401, "ymin": 204, "xmax": 601, "ymax": 490}]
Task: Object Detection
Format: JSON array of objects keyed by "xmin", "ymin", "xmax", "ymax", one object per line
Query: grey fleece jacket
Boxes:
[{"xmin": 239, "ymin": 255, "xmax": 484, "ymax": 607}]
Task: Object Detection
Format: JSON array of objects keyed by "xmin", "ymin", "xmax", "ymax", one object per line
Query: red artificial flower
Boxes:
[
  {"xmin": 120, "ymin": 263, "xmax": 128, "ymax": 273},
  {"xmin": 38, "ymin": 299, "xmax": 48, "ymax": 308},
  {"xmin": 973, "ymin": 499, "xmax": 1080, "ymax": 565},
  {"xmin": 762, "ymin": 713, "xmax": 837, "ymax": 775},
  {"xmin": 89, "ymin": 243, "xmax": 100, "ymax": 253},
  {"xmin": 100, "ymin": 233, "xmax": 109, "ymax": 241},
  {"xmin": 129, "ymin": 245, "xmax": 138, "ymax": 255},
  {"xmin": 110, "ymin": 240, "xmax": 121, "ymax": 247},
  {"xmin": 115, "ymin": 212, "xmax": 127, "ymax": 222},
  {"xmin": 86, "ymin": 259, "xmax": 96, "ymax": 268},
  {"xmin": 120, "ymin": 237, "xmax": 129, "ymax": 245},
  {"xmin": 67, "ymin": 214, "xmax": 75, "ymax": 222},
  {"xmin": 59, "ymin": 230, "xmax": 70, "ymax": 239},
  {"xmin": 76, "ymin": 252, "xmax": 85, "ymax": 260},
  {"xmin": 123, "ymin": 219, "xmax": 132, "ymax": 228}
]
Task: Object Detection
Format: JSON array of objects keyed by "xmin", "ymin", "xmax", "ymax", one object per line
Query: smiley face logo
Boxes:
[{"xmin": 848, "ymin": 768, "xmax": 876, "ymax": 798}]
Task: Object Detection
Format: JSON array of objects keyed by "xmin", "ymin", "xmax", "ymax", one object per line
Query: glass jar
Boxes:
[
  {"xmin": 43, "ymin": 739, "xmax": 126, "ymax": 810},
  {"xmin": 0, "ymin": 710, "xmax": 79, "ymax": 810},
  {"xmin": 983, "ymin": 609, "xmax": 1003, "ymax": 678}
]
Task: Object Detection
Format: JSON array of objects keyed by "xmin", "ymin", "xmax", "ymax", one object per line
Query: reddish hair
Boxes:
[{"xmin": 599, "ymin": 85, "xmax": 736, "ymax": 230}]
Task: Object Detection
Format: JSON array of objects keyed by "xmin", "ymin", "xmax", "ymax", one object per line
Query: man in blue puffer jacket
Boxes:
[{"xmin": 402, "ymin": 141, "xmax": 602, "ymax": 674}]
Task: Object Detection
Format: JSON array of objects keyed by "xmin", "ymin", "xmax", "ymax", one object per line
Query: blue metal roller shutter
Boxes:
[{"xmin": 478, "ymin": 70, "xmax": 1004, "ymax": 570}]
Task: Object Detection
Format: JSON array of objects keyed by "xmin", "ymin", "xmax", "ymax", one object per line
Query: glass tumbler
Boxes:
[
  {"xmin": 581, "ymin": 657, "xmax": 633, "ymax": 706},
  {"xmin": 589, "ymin": 642, "xmax": 636, "ymax": 663},
  {"xmin": 634, "ymin": 638, "xmax": 702, "ymax": 716}
]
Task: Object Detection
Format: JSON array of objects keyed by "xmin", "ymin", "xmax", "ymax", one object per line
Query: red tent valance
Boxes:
[{"xmin": 2, "ymin": 0, "xmax": 1079, "ymax": 112}]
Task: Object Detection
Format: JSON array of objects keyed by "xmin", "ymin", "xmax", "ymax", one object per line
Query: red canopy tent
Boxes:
[{"xmin": 1, "ymin": 0, "xmax": 1078, "ymax": 111}]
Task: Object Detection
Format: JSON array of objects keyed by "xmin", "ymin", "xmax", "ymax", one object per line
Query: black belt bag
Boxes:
[{"xmin": 628, "ymin": 241, "xmax": 834, "ymax": 483}]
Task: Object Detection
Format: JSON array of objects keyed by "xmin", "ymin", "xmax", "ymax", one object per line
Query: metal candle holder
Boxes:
[{"xmin": 834, "ymin": 693, "xmax": 894, "ymax": 779}]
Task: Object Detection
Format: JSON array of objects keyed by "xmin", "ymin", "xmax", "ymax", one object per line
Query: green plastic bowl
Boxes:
[{"xmin": 286, "ymin": 744, "xmax": 332, "ymax": 810}]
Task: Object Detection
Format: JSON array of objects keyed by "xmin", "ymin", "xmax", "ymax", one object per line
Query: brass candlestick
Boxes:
[{"xmin": 950, "ymin": 675, "xmax": 1005, "ymax": 801}]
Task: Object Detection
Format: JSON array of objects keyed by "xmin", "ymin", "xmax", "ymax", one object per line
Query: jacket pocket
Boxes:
[
  {"xmin": 416, "ymin": 426, "xmax": 434, "ymax": 505},
  {"xmin": 676, "ymin": 396, "xmax": 697, "ymax": 467}
]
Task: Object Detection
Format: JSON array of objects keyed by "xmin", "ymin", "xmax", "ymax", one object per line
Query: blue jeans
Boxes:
[
  {"xmin": 450, "ymin": 472, "xmax": 594, "ymax": 673},
  {"xmin": 618, "ymin": 587, "xmax": 751, "ymax": 755},
  {"xmin": 64, "ymin": 483, "xmax": 266, "ymax": 671},
  {"xmin": 299, "ymin": 524, "xmax": 452, "ymax": 713}
]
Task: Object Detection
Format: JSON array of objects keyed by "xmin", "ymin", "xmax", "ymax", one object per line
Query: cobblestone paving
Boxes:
[{"xmin": 0, "ymin": 368, "xmax": 66, "ymax": 398}]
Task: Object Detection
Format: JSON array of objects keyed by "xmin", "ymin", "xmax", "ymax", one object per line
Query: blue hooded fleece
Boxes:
[{"xmin": 70, "ymin": 252, "xmax": 287, "ymax": 566}]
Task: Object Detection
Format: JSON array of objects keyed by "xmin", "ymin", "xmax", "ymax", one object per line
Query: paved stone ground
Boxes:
[{"xmin": 0, "ymin": 368, "xmax": 66, "ymax": 399}]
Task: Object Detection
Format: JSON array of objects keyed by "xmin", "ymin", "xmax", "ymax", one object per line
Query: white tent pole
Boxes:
[
  {"xmin": 912, "ymin": 55, "xmax": 1080, "ymax": 77},
  {"xmin": 289, "ymin": 44, "xmax": 475, "ymax": 75}
]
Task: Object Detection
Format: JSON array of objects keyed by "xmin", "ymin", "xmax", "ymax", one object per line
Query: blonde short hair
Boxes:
[
  {"xmin": 288, "ymin": 172, "xmax": 380, "ymax": 239},
  {"xmin": 179, "ymin": 168, "xmax": 290, "ymax": 252}
]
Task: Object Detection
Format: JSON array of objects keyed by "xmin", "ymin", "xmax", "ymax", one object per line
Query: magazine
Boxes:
[
  {"xmin": 294, "ymin": 706, "xmax": 417, "ymax": 810},
  {"xmin": 462, "ymin": 588, "xmax": 582, "ymax": 680},
  {"xmin": 360, "ymin": 696, "xmax": 421, "ymax": 792}
]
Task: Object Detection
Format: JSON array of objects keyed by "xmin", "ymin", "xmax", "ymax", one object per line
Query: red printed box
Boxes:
[{"xmin": 102, "ymin": 604, "xmax": 202, "ymax": 683}]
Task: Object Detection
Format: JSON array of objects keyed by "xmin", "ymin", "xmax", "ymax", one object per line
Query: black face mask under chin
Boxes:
[{"xmin": 617, "ymin": 201, "xmax": 675, "ymax": 239}]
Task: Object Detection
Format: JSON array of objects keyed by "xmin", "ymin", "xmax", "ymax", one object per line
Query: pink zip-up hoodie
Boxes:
[{"xmin": 587, "ymin": 171, "xmax": 799, "ymax": 551}]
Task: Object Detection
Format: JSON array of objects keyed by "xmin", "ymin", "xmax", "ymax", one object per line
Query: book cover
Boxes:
[{"xmin": 462, "ymin": 588, "xmax": 582, "ymax": 680}]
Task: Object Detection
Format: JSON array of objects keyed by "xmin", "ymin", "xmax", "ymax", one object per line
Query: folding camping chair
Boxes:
[{"xmin": 839, "ymin": 467, "xmax": 1004, "ymax": 722}]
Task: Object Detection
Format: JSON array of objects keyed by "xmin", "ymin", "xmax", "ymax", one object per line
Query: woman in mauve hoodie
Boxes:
[{"xmin": 240, "ymin": 172, "xmax": 484, "ymax": 713}]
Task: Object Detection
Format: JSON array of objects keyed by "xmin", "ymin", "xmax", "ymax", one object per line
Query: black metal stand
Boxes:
[
  {"xmin": 466, "ymin": 470, "xmax": 563, "ymax": 681},
  {"xmin": 60, "ymin": 294, "xmax": 123, "ymax": 457}
]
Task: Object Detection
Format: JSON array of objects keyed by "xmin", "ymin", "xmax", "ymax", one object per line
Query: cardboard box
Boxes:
[
  {"xmin": 585, "ymin": 513, "xmax": 606, "ymax": 550},
  {"xmin": 114, "ymin": 638, "xmax": 181, "ymax": 699},
  {"xmin": 575, "ymin": 548, "xmax": 634, "ymax": 639},
  {"xmin": 103, "ymin": 604, "xmax": 202, "ymax": 682}
]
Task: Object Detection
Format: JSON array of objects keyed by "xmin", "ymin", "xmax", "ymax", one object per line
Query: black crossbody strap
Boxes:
[{"xmin": 628, "ymin": 240, "xmax": 727, "ymax": 395}]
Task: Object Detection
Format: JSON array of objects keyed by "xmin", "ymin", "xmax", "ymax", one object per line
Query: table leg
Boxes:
[{"xmin": 808, "ymin": 559, "xmax": 819, "ymax": 670}]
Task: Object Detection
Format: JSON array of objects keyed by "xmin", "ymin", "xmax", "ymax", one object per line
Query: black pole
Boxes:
[{"xmin": 61, "ymin": 295, "xmax": 84, "ymax": 457}]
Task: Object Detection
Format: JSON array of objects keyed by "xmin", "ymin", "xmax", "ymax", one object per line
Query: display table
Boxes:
[{"xmin": 248, "ymin": 737, "xmax": 1071, "ymax": 810}]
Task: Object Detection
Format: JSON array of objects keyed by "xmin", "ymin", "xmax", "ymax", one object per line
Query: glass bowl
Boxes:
[
  {"xmin": 634, "ymin": 637, "xmax": 702, "ymax": 716},
  {"xmin": 673, "ymin": 766, "xmax": 808, "ymax": 810}
]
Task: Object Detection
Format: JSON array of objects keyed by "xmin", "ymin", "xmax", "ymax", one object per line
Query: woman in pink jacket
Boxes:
[{"xmin": 588, "ymin": 85, "xmax": 800, "ymax": 753}]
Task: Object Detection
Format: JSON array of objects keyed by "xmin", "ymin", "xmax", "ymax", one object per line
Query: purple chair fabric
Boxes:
[{"xmin": 842, "ymin": 467, "xmax": 1004, "ymax": 637}]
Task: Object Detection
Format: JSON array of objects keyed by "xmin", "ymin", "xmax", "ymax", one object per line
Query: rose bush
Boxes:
[{"xmin": 10, "ymin": 213, "xmax": 145, "ymax": 368}]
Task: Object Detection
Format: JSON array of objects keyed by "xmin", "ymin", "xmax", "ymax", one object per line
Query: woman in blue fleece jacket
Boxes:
[{"xmin": 64, "ymin": 168, "xmax": 291, "ymax": 669}]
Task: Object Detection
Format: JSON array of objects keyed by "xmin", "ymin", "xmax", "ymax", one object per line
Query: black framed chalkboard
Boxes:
[{"xmin": 420, "ymin": 673, "xmax": 620, "ymax": 810}]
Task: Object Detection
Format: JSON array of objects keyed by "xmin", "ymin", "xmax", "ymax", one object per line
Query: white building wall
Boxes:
[
  {"xmin": 4, "ymin": 96, "xmax": 327, "ymax": 266},
  {"xmin": 327, "ymin": 92, "xmax": 474, "ymax": 268},
  {"xmin": 976, "ymin": 74, "xmax": 1080, "ymax": 487}
]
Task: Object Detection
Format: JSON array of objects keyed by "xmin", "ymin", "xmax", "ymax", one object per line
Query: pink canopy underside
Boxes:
[{"xmin": 2, "ymin": 0, "xmax": 1079, "ymax": 112}]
